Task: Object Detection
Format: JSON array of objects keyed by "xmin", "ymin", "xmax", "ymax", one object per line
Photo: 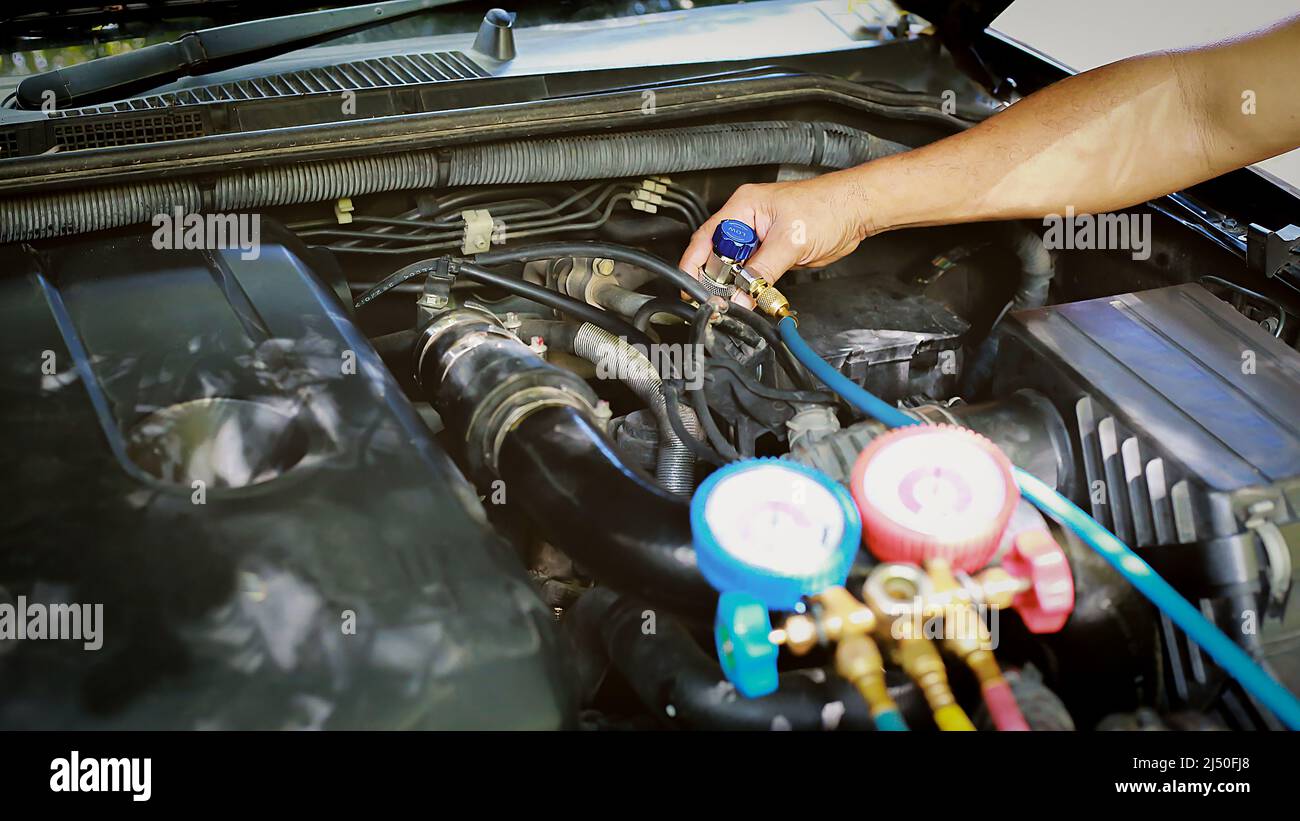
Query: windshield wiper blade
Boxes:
[{"xmin": 16, "ymin": 0, "xmax": 459, "ymax": 110}]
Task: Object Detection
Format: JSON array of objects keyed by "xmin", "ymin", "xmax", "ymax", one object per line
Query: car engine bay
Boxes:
[{"xmin": 2, "ymin": 3, "xmax": 1299, "ymax": 733}]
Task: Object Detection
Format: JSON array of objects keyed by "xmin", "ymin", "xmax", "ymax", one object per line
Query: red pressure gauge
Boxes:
[{"xmin": 850, "ymin": 425, "xmax": 1018, "ymax": 572}]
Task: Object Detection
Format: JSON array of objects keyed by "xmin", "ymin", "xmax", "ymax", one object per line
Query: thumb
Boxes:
[{"xmin": 743, "ymin": 229, "xmax": 801, "ymax": 285}]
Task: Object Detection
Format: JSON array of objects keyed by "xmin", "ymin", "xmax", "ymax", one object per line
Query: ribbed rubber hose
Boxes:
[
  {"xmin": 443, "ymin": 120, "xmax": 908, "ymax": 186},
  {"xmin": 1, "ymin": 121, "xmax": 908, "ymax": 242},
  {"xmin": 572, "ymin": 322, "xmax": 700, "ymax": 495}
]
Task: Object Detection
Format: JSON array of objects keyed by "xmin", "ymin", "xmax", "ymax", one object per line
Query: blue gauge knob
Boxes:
[
  {"xmin": 715, "ymin": 591, "xmax": 779, "ymax": 698},
  {"xmin": 712, "ymin": 219, "xmax": 759, "ymax": 263},
  {"xmin": 690, "ymin": 458, "xmax": 862, "ymax": 611}
]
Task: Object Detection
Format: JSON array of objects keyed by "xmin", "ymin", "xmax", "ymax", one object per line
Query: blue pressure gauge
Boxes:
[{"xmin": 691, "ymin": 458, "xmax": 862, "ymax": 611}]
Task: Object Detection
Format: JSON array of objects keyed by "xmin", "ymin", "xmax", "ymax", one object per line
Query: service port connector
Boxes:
[
  {"xmin": 733, "ymin": 265, "xmax": 794, "ymax": 320},
  {"xmin": 698, "ymin": 220, "xmax": 758, "ymax": 301}
]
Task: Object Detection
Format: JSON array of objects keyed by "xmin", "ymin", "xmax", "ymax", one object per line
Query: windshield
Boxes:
[{"xmin": 0, "ymin": 1, "xmax": 759, "ymax": 86}]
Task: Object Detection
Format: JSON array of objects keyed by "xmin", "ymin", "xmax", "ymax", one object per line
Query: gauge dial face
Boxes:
[
  {"xmin": 858, "ymin": 430, "xmax": 1009, "ymax": 542},
  {"xmin": 702, "ymin": 463, "xmax": 846, "ymax": 577}
]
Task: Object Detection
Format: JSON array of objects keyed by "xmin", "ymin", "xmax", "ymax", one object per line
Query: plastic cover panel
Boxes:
[{"xmin": 0, "ymin": 224, "xmax": 570, "ymax": 729}]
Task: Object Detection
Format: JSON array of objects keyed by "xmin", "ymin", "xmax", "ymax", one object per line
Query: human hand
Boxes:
[{"xmin": 678, "ymin": 170, "xmax": 876, "ymax": 292}]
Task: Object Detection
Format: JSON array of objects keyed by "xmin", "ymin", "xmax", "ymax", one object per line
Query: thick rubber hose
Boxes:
[
  {"xmin": 777, "ymin": 315, "xmax": 1300, "ymax": 731},
  {"xmin": 1, "ymin": 121, "xmax": 907, "ymax": 242},
  {"xmin": 444, "ymin": 121, "xmax": 907, "ymax": 186},
  {"xmin": 1, "ymin": 179, "xmax": 202, "ymax": 243},
  {"xmin": 566, "ymin": 587, "xmax": 879, "ymax": 730},
  {"xmin": 495, "ymin": 405, "xmax": 715, "ymax": 615},
  {"xmin": 477, "ymin": 241, "xmax": 712, "ymax": 304},
  {"xmin": 571, "ymin": 322, "xmax": 699, "ymax": 495}
]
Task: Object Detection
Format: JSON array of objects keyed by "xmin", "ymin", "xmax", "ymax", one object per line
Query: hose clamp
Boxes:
[
  {"xmin": 483, "ymin": 386, "xmax": 594, "ymax": 475},
  {"xmin": 415, "ymin": 307, "xmax": 502, "ymax": 385}
]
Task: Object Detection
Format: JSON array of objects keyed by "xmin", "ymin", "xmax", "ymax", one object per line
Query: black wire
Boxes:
[
  {"xmin": 352, "ymin": 259, "xmax": 442, "ymax": 309},
  {"xmin": 726, "ymin": 304, "xmax": 816, "ymax": 390},
  {"xmin": 689, "ymin": 304, "xmax": 742, "ymax": 461},
  {"xmin": 658, "ymin": 200, "xmax": 700, "ymax": 230},
  {"xmin": 665, "ymin": 181, "xmax": 709, "ymax": 220},
  {"xmin": 457, "ymin": 261, "xmax": 652, "ymax": 348},
  {"xmin": 704, "ymin": 356, "xmax": 837, "ymax": 404},
  {"xmin": 661, "ymin": 381, "xmax": 729, "ymax": 467},
  {"xmin": 661, "ymin": 190, "xmax": 706, "ymax": 227},
  {"xmin": 633, "ymin": 296, "xmax": 697, "ymax": 331},
  {"xmin": 633, "ymin": 295, "xmax": 765, "ymax": 353},
  {"xmin": 354, "ymin": 255, "xmax": 652, "ymax": 345},
  {"xmin": 477, "ymin": 241, "xmax": 711, "ymax": 304},
  {"xmin": 1200, "ymin": 274, "xmax": 1286, "ymax": 338}
]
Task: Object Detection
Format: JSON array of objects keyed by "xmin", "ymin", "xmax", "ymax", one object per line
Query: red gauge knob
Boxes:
[
  {"xmin": 850, "ymin": 425, "xmax": 1018, "ymax": 572},
  {"xmin": 1000, "ymin": 529, "xmax": 1075, "ymax": 633}
]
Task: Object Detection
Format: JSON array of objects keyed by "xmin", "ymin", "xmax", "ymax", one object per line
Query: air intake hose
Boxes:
[{"xmin": 415, "ymin": 309, "xmax": 714, "ymax": 615}]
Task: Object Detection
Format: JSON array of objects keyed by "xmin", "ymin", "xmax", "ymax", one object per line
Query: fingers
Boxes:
[
  {"xmin": 676, "ymin": 183, "xmax": 794, "ymax": 303},
  {"xmin": 742, "ymin": 223, "xmax": 802, "ymax": 285},
  {"xmin": 677, "ymin": 186, "xmax": 762, "ymax": 276},
  {"xmin": 730, "ymin": 290, "xmax": 756, "ymax": 310}
]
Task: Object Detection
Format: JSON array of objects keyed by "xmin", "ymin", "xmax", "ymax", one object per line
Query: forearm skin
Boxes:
[{"xmin": 851, "ymin": 15, "xmax": 1300, "ymax": 238}]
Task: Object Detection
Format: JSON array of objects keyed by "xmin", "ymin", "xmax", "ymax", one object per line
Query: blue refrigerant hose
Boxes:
[{"xmin": 777, "ymin": 315, "xmax": 1300, "ymax": 730}]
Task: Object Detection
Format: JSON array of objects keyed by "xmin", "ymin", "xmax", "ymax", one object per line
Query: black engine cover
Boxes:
[{"xmin": 0, "ymin": 224, "xmax": 570, "ymax": 729}]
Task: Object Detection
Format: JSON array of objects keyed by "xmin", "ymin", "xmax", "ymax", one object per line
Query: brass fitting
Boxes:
[
  {"xmin": 750, "ymin": 280, "xmax": 793, "ymax": 320},
  {"xmin": 814, "ymin": 586, "xmax": 877, "ymax": 641},
  {"xmin": 835, "ymin": 633, "xmax": 899, "ymax": 719},
  {"xmin": 863, "ymin": 562, "xmax": 975, "ymax": 731},
  {"xmin": 768, "ymin": 613, "xmax": 819, "ymax": 656},
  {"xmin": 768, "ymin": 586, "xmax": 876, "ymax": 656},
  {"xmin": 972, "ymin": 566, "xmax": 1032, "ymax": 611},
  {"xmin": 925, "ymin": 559, "xmax": 1010, "ymax": 694},
  {"xmin": 892, "ymin": 637, "xmax": 954, "ymax": 712},
  {"xmin": 734, "ymin": 267, "xmax": 793, "ymax": 319}
]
